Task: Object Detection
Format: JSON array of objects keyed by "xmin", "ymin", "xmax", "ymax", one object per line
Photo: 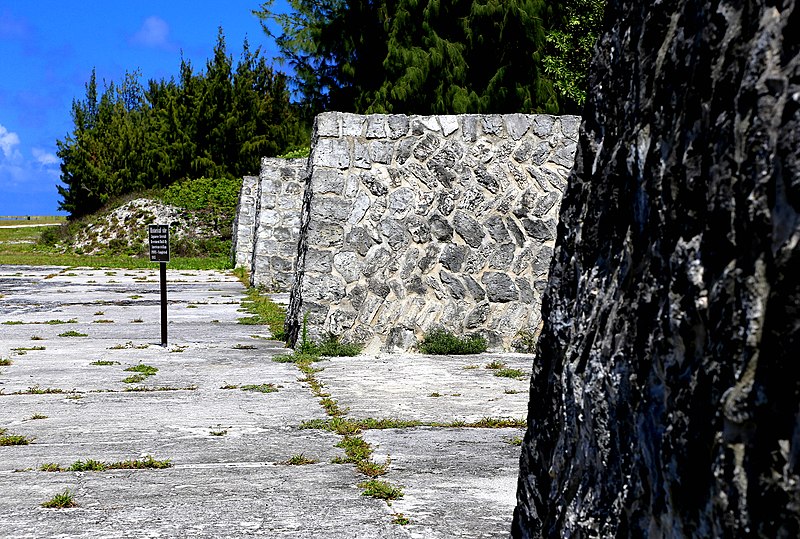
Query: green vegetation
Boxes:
[
  {"xmin": 0, "ymin": 433, "xmax": 32, "ymax": 446},
  {"xmin": 41, "ymin": 489, "xmax": 77, "ymax": 509},
  {"xmin": 505, "ymin": 436, "xmax": 524, "ymax": 446},
  {"xmin": 14, "ymin": 386, "xmax": 64, "ymax": 395},
  {"xmin": 392, "ymin": 513, "xmax": 410, "ymax": 525},
  {"xmin": 57, "ymin": 31, "xmax": 307, "ymax": 219},
  {"xmin": 124, "ymin": 364, "xmax": 158, "ymax": 376},
  {"xmin": 237, "ymin": 288, "xmax": 287, "ymax": 340},
  {"xmin": 240, "ymin": 383, "xmax": 278, "ymax": 393},
  {"xmin": 485, "ymin": 360, "xmax": 505, "ymax": 370},
  {"xmin": 494, "ymin": 368, "xmax": 527, "ymax": 380},
  {"xmin": 0, "ymin": 358, "xmax": 11, "ymax": 366},
  {"xmin": 255, "ymin": 0, "xmax": 558, "ymax": 114},
  {"xmin": 418, "ymin": 328, "xmax": 487, "ymax": 355},
  {"xmin": 300, "ymin": 416, "xmax": 526, "ymax": 431},
  {"xmin": 29, "ymin": 413, "xmax": 48, "ymax": 420},
  {"xmin": 90, "ymin": 360, "xmax": 119, "ymax": 366},
  {"xmin": 333, "ymin": 436, "xmax": 372, "ymax": 464},
  {"xmin": 543, "ymin": 0, "xmax": 605, "ymax": 112},
  {"xmin": 58, "ymin": 331, "xmax": 87, "ymax": 337},
  {"xmin": 282, "ymin": 453, "xmax": 317, "ymax": 465},
  {"xmin": 40, "ymin": 456, "xmax": 172, "ymax": 472},
  {"xmin": 298, "ymin": 332, "xmax": 362, "ymax": 357},
  {"xmin": 358, "ymin": 479, "xmax": 404, "ymax": 501},
  {"xmin": 512, "ymin": 329, "xmax": 539, "ymax": 354}
]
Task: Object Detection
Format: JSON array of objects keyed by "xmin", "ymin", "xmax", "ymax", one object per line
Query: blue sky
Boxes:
[{"xmin": 0, "ymin": 1, "xmax": 288, "ymax": 216}]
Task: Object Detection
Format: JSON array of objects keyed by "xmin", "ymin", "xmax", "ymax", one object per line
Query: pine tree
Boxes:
[
  {"xmin": 256, "ymin": 0, "xmax": 601, "ymax": 115},
  {"xmin": 56, "ymin": 32, "xmax": 305, "ymax": 219}
]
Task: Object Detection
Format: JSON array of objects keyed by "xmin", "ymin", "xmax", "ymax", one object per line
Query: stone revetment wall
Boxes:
[
  {"xmin": 280, "ymin": 112, "xmax": 579, "ymax": 352},
  {"xmin": 233, "ymin": 158, "xmax": 307, "ymax": 291}
]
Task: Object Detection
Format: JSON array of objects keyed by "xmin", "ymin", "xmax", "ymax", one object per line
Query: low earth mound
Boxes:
[
  {"xmin": 68, "ymin": 198, "xmax": 219, "ymax": 257},
  {"xmin": 42, "ymin": 177, "xmax": 241, "ymax": 260}
]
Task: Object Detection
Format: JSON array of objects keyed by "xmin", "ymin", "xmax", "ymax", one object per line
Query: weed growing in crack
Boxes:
[
  {"xmin": 58, "ymin": 330, "xmax": 87, "ymax": 337},
  {"xmin": 356, "ymin": 457, "xmax": 391, "ymax": 478},
  {"xmin": 282, "ymin": 454, "xmax": 317, "ymax": 465},
  {"xmin": 504, "ymin": 436, "xmax": 523, "ymax": 446},
  {"xmin": 484, "ymin": 360, "xmax": 505, "ymax": 370},
  {"xmin": 240, "ymin": 384, "xmax": 277, "ymax": 393},
  {"xmin": 237, "ymin": 288, "xmax": 286, "ymax": 340},
  {"xmin": 90, "ymin": 360, "xmax": 119, "ymax": 366},
  {"xmin": 0, "ymin": 433, "xmax": 32, "ymax": 445},
  {"xmin": 28, "ymin": 413, "xmax": 48, "ymax": 420},
  {"xmin": 358, "ymin": 479, "xmax": 404, "ymax": 501},
  {"xmin": 0, "ymin": 358, "xmax": 11, "ymax": 366},
  {"xmin": 11, "ymin": 346, "xmax": 45, "ymax": 352},
  {"xmin": 124, "ymin": 364, "xmax": 158, "ymax": 376},
  {"xmin": 124, "ymin": 385, "xmax": 196, "ymax": 392},
  {"xmin": 332, "ymin": 436, "xmax": 372, "ymax": 464},
  {"xmin": 494, "ymin": 368, "xmax": 526, "ymax": 379},
  {"xmin": 68, "ymin": 459, "xmax": 106, "ymax": 471},
  {"xmin": 391, "ymin": 513, "xmax": 410, "ymax": 525},
  {"xmin": 232, "ymin": 344, "xmax": 257, "ymax": 350},
  {"xmin": 41, "ymin": 489, "xmax": 76, "ymax": 508},
  {"xmin": 14, "ymin": 386, "xmax": 64, "ymax": 395}
]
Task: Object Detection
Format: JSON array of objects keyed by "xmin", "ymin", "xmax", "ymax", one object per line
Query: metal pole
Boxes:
[{"xmin": 160, "ymin": 262, "xmax": 167, "ymax": 346}]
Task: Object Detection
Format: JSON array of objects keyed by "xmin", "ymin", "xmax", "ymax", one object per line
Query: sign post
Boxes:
[{"xmin": 148, "ymin": 225, "xmax": 170, "ymax": 346}]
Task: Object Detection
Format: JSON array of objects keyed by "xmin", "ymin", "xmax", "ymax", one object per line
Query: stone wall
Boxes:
[
  {"xmin": 513, "ymin": 1, "xmax": 800, "ymax": 537},
  {"xmin": 233, "ymin": 157, "xmax": 307, "ymax": 291},
  {"xmin": 232, "ymin": 175, "xmax": 259, "ymax": 269},
  {"xmin": 284, "ymin": 112, "xmax": 579, "ymax": 352}
]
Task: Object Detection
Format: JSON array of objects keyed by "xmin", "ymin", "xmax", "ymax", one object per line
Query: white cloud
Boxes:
[
  {"xmin": 0, "ymin": 124, "xmax": 21, "ymax": 159},
  {"xmin": 130, "ymin": 16, "xmax": 173, "ymax": 49},
  {"xmin": 32, "ymin": 147, "xmax": 59, "ymax": 166}
]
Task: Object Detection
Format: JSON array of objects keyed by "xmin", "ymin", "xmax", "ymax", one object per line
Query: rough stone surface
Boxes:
[
  {"xmin": 233, "ymin": 158, "xmax": 307, "ymax": 291},
  {"xmin": 514, "ymin": 2, "xmax": 800, "ymax": 537},
  {"xmin": 232, "ymin": 176, "xmax": 260, "ymax": 268},
  {"xmin": 285, "ymin": 113, "xmax": 578, "ymax": 352}
]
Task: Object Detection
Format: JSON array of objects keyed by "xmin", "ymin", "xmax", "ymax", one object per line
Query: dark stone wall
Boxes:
[{"xmin": 514, "ymin": 1, "xmax": 800, "ymax": 537}]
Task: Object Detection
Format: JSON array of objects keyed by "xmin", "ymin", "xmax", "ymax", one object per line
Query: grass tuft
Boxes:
[
  {"xmin": 494, "ymin": 368, "xmax": 526, "ymax": 379},
  {"xmin": 282, "ymin": 453, "xmax": 317, "ymax": 465},
  {"xmin": 41, "ymin": 489, "xmax": 76, "ymax": 509},
  {"xmin": 237, "ymin": 288, "xmax": 286, "ymax": 341},
  {"xmin": 240, "ymin": 383, "xmax": 277, "ymax": 393},
  {"xmin": 0, "ymin": 434, "xmax": 32, "ymax": 445},
  {"xmin": 58, "ymin": 330, "xmax": 87, "ymax": 337},
  {"xmin": 358, "ymin": 479, "xmax": 404, "ymax": 500},
  {"xmin": 418, "ymin": 328, "xmax": 487, "ymax": 355}
]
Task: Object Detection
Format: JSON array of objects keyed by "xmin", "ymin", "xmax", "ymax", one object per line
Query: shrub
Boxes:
[{"xmin": 418, "ymin": 328, "xmax": 487, "ymax": 355}]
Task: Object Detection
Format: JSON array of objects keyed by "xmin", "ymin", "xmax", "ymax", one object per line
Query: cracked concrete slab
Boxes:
[{"xmin": 0, "ymin": 265, "xmax": 530, "ymax": 538}]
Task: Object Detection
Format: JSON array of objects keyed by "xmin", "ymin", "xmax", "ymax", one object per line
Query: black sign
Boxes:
[{"xmin": 148, "ymin": 225, "xmax": 170, "ymax": 263}]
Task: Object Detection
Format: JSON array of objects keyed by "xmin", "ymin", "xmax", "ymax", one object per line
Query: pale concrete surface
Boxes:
[{"xmin": 0, "ymin": 266, "xmax": 529, "ymax": 538}]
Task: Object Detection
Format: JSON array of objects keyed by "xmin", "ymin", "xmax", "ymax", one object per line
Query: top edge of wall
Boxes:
[{"xmin": 312, "ymin": 112, "xmax": 581, "ymax": 142}]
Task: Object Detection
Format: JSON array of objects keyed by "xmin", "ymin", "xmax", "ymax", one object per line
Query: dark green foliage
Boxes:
[
  {"xmin": 255, "ymin": 0, "xmax": 393, "ymax": 115},
  {"xmin": 418, "ymin": 328, "xmax": 488, "ymax": 355},
  {"xmin": 544, "ymin": 0, "xmax": 605, "ymax": 112},
  {"xmin": 299, "ymin": 332, "xmax": 362, "ymax": 357},
  {"xmin": 160, "ymin": 176, "xmax": 242, "ymax": 233},
  {"xmin": 57, "ymin": 32, "xmax": 307, "ymax": 219},
  {"xmin": 256, "ymin": 0, "xmax": 584, "ymax": 114},
  {"xmin": 372, "ymin": 0, "xmax": 558, "ymax": 114}
]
